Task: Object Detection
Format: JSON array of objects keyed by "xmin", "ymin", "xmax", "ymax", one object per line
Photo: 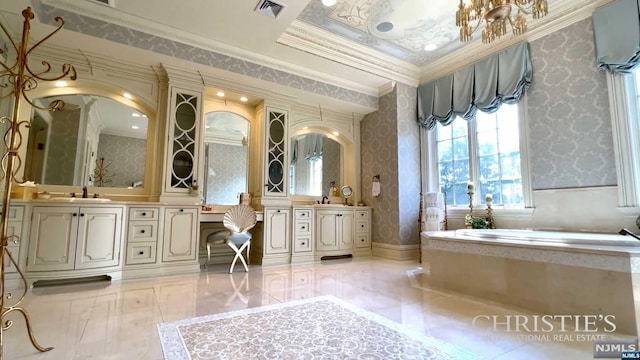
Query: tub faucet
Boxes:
[
  {"xmin": 82, "ymin": 186, "xmax": 88, "ymax": 198},
  {"xmin": 619, "ymin": 228, "xmax": 640, "ymax": 241}
]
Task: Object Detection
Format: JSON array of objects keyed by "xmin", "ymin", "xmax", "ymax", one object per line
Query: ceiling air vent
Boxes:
[{"xmin": 255, "ymin": 0, "xmax": 285, "ymax": 19}]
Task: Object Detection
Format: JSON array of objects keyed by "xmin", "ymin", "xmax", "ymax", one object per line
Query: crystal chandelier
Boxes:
[{"xmin": 456, "ymin": 0, "xmax": 548, "ymax": 44}]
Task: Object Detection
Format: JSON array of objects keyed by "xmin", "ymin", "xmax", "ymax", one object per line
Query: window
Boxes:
[
  {"xmin": 435, "ymin": 103, "xmax": 523, "ymax": 206},
  {"xmin": 309, "ymin": 158, "xmax": 323, "ymax": 196}
]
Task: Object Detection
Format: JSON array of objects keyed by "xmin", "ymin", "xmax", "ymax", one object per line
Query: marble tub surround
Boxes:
[
  {"xmin": 422, "ymin": 231, "xmax": 640, "ymax": 335},
  {"xmin": 3, "ymin": 258, "xmax": 599, "ymax": 359}
]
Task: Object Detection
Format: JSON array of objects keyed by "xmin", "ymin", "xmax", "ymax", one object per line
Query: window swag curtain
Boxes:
[
  {"xmin": 303, "ymin": 134, "xmax": 323, "ymax": 161},
  {"xmin": 417, "ymin": 42, "xmax": 532, "ymax": 129},
  {"xmin": 593, "ymin": 0, "xmax": 640, "ymax": 73}
]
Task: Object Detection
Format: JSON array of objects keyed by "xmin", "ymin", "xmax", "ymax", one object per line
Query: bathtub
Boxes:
[
  {"xmin": 452, "ymin": 228, "xmax": 640, "ymax": 247},
  {"xmin": 421, "ymin": 229, "xmax": 640, "ymax": 335}
]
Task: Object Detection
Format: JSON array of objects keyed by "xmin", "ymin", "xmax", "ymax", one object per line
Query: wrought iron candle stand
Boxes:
[
  {"xmin": 0, "ymin": 7, "xmax": 76, "ymax": 359},
  {"xmin": 93, "ymin": 157, "xmax": 114, "ymax": 187}
]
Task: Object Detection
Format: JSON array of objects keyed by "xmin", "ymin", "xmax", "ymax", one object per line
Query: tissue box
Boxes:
[{"xmin": 11, "ymin": 185, "xmax": 37, "ymax": 199}]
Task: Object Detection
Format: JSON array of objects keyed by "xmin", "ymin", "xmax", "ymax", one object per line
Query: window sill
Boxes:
[{"xmin": 445, "ymin": 206, "xmax": 535, "ymax": 220}]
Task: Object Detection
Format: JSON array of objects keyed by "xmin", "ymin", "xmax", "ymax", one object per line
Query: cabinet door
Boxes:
[
  {"xmin": 27, "ymin": 207, "xmax": 78, "ymax": 272},
  {"xmin": 316, "ymin": 212, "xmax": 339, "ymax": 251},
  {"xmin": 264, "ymin": 108, "xmax": 288, "ymax": 197},
  {"xmin": 339, "ymin": 212, "xmax": 354, "ymax": 250},
  {"xmin": 165, "ymin": 88, "xmax": 202, "ymax": 193},
  {"xmin": 5, "ymin": 221, "xmax": 21, "ymax": 273},
  {"xmin": 162, "ymin": 208, "xmax": 198, "ymax": 262},
  {"xmin": 264, "ymin": 208, "xmax": 290, "ymax": 254},
  {"xmin": 75, "ymin": 207, "xmax": 123, "ymax": 269}
]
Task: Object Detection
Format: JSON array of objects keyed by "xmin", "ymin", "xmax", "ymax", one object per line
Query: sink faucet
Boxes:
[
  {"xmin": 322, "ymin": 196, "xmax": 329, "ymax": 204},
  {"xmin": 82, "ymin": 186, "xmax": 88, "ymax": 198}
]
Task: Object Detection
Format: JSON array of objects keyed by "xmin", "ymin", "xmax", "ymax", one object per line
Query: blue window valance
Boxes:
[
  {"xmin": 417, "ymin": 42, "xmax": 532, "ymax": 129},
  {"xmin": 593, "ymin": 0, "xmax": 640, "ymax": 73}
]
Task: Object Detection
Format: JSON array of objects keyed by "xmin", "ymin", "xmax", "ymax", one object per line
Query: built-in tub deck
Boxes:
[{"xmin": 422, "ymin": 229, "xmax": 640, "ymax": 335}]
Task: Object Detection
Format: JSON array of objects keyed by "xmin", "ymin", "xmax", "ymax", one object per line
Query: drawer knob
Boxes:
[
  {"xmin": 80, "ymin": 213, "xmax": 85, "ymax": 217},
  {"xmin": 302, "ymin": 213, "xmax": 306, "ymax": 216},
  {"xmin": 301, "ymin": 242, "xmax": 305, "ymax": 245},
  {"xmin": 141, "ymin": 230, "xmax": 146, "ymax": 234},
  {"xmin": 72, "ymin": 213, "xmax": 77, "ymax": 217},
  {"xmin": 180, "ymin": 209, "xmax": 184, "ymax": 212},
  {"xmin": 301, "ymin": 226, "xmax": 306, "ymax": 229},
  {"xmin": 139, "ymin": 251, "xmax": 144, "ymax": 255},
  {"xmin": 142, "ymin": 212, "xmax": 147, "ymax": 216},
  {"xmin": 361, "ymin": 225, "xmax": 365, "ymax": 228}
]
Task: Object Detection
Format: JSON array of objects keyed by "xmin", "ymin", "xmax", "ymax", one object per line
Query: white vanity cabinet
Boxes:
[
  {"xmin": 260, "ymin": 207, "xmax": 291, "ymax": 265},
  {"xmin": 291, "ymin": 207, "xmax": 313, "ymax": 263},
  {"xmin": 316, "ymin": 209, "xmax": 354, "ymax": 252},
  {"xmin": 125, "ymin": 207, "xmax": 160, "ymax": 265},
  {"xmin": 5, "ymin": 206, "xmax": 24, "ymax": 274},
  {"xmin": 161, "ymin": 207, "xmax": 199, "ymax": 262},
  {"xmin": 354, "ymin": 209, "xmax": 371, "ymax": 249},
  {"xmin": 27, "ymin": 206, "xmax": 123, "ymax": 272}
]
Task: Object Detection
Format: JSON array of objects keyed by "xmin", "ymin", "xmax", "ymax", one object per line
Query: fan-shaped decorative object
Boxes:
[{"xmin": 223, "ymin": 205, "xmax": 257, "ymax": 233}]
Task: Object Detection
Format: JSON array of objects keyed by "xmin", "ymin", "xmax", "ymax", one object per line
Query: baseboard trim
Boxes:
[{"xmin": 372, "ymin": 242, "xmax": 419, "ymax": 261}]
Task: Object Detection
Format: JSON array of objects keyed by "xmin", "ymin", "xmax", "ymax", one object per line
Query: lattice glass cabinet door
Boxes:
[
  {"xmin": 264, "ymin": 107, "xmax": 288, "ymax": 197},
  {"xmin": 166, "ymin": 88, "xmax": 202, "ymax": 193}
]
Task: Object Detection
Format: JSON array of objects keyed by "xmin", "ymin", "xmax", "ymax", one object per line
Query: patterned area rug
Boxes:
[{"xmin": 157, "ymin": 295, "xmax": 480, "ymax": 360}]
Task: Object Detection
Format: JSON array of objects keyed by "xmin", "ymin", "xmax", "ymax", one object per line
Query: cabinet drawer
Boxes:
[
  {"xmin": 294, "ymin": 209, "xmax": 312, "ymax": 220},
  {"xmin": 295, "ymin": 220, "xmax": 311, "ymax": 235},
  {"xmin": 355, "ymin": 210, "xmax": 369, "ymax": 220},
  {"xmin": 355, "ymin": 235, "xmax": 371, "ymax": 248},
  {"xmin": 3, "ymin": 206, "xmax": 24, "ymax": 221},
  {"xmin": 126, "ymin": 242, "xmax": 157, "ymax": 265},
  {"xmin": 129, "ymin": 208, "xmax": 159, "ymax": 221},
  {"xmin": 294, "ymin": 237, "xmax": 312, "ymax": 253},
  {"xmin": 355, "ymin": 220, "xmax": 369, "ymax": 233},
  {"xmin": 127, "ymin": 221, "xmax": 158, "ymax": 242}
]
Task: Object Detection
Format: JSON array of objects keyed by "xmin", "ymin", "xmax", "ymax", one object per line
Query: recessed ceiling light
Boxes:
[
  {"xmin": 322, "ymin": 0, "xmax": 336, "ymax": 6},
  {"xmin": 333, "ymin": 131, "xmax": 339, "ymax": 136},
  {"xmin": 123, "ymin": 92, "xmax": 133, "ymax": 99},
  {"xmin": 424, "ymin": 43, "xmax": 437, "ymax": 51},
  {"xmin": 216, "ymin": 91, "xmax": 225, "ymax": 97},
  {"xmin": 240, "ymin": 96, "xmax": 248, "ymax": 102},
  {"xmin": 131, "ymin": 125, "xmax": 140, "ymax": 129},
  {"xmin": 132, "ymin": 113, "xmax": 141, "ymax": 117},
  {"xmin": 55, "ymin": 81, "xmax": 67, "ymax": 87}
]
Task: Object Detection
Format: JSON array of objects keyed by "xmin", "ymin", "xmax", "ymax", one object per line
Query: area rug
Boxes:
[{"xmin": 157, "ymin": 295, "xmax": 480, "ymax": 359}]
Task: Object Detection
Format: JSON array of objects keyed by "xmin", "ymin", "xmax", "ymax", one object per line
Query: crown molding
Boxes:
[
  {"xmin": 418, "ymin": 0, "xmax": 614, "ymax": 84},
  {"xmin": 279, "ymin": 20, "xmax": 420, "ymax": 87},
  {"xmin": 39, "ymin": 0, "xmax": 378, "ymax": 97},
  {"xmin": 378, "ymin": 81, "xmax": 396, "ymax": 96}
]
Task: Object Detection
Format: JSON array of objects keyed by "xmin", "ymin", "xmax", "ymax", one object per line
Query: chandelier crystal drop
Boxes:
[{"xmin": 456, "ymin": 0, "xmax": 548, "ymax": 44}]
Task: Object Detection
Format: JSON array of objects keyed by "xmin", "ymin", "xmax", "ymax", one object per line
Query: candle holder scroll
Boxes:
[{"xmin": 0, "ymin": 7, "xmax": 77, "ymax": 358}]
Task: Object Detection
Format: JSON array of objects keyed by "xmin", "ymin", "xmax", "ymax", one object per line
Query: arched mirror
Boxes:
[
  {"xmin": 289, "ymin": 133, "xmax": 342, "ymax": 196},
  {"xmin": 25, "ymin": 94, "xmax": 148, "ymax": 188},
  {"xmin": 203, "ymin": 111, "xmax": 250, "ymax": 205}
]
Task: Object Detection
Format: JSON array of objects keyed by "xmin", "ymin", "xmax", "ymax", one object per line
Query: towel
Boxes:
[
  {"xmin": 372, "ymin": 181, "xmax": 381, "ymax": 197},
  {"xmin": 425, "ymin": 192, "xmax": 444, "ymax": 209}
]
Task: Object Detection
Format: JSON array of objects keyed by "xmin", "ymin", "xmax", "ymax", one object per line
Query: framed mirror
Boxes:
[
  {"xmin": 24, "ymin": 94, "xmax": 148, "ymax": 188},
  {"xmin": 289, "ymin": 133, "xmax": 342, "ymax": 196},
  {"xmin": 203, "ymin": 111, "xmax": 250, "ymax": 205}
]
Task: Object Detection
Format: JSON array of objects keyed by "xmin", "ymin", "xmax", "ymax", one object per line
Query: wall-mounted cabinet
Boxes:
[
  {"xmin": 165, "ymin": 88, "xmax": 202, "ymax": 194},
  {"xmin": 264, "ymin": 107, "xmax": 288, "ymax": 197}
]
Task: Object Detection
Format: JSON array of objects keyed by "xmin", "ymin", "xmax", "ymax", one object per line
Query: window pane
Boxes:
[
  {"xmin": 452, "ymin": 118, "xmax": 468, "ymax": 138},
  {"xmin": 452, "ymin": 136, "xmax": 469, "ymax": 161},
  {"xmin": 438, "ymin": 139, "xmax": 452, "ymax": 162},
  {"xmin": 436, "ymin": 117, "xmax": 470, "ymax": 206},
  {"xmin": 477, "ymin": 130, "xmax": 497, "ymax": 156}
]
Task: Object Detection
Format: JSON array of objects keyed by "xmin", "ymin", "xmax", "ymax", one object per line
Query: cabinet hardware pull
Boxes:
[
  {"xmin": 276, "ymin": 210, "xmax": 281, "ymax": 213},
  {"xmin": 301, "ymin": 242, "xmax": 305, "ymax": 245},
  {"xmin": 301, "ymin": 226, "xmax": 305, "ymax": 229},
  {"xmin": 80, "ymin": 213, "xmax": 85, "ymax": 217},
  {"xmin": 139, "ymin": 251, "xmax": 144, "ymax": 255},
  {"xmin": 72, "ymin": 213, "xmax": 77, "ymax": 216},
  {"xmin": 361, "ymin": 225, "xmax": 364, "ymax": 228},
  {"xmin": 180, "ymin": 209, "xmax": 184, "ymax": 212},
  {"xmin": 141, "ymin": 230, "xmax": 146, "ymax": 234},
  {"xmin": 142, "ymin": 212, "xmax": 147, "ymax": 216}
]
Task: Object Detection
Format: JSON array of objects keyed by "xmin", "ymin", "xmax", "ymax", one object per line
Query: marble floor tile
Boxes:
[{"xmin": 2, "ymin": 257, "xmax": 600, "ymax": 359}]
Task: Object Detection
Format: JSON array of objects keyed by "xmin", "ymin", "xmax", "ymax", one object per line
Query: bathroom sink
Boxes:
[
  {"xmin": 50, "ymin": 198, "xmax": 112, "ymax": 203},
  {"xmin": 312, "ymin": 203, "xmax": 347, "ymax": 207}
]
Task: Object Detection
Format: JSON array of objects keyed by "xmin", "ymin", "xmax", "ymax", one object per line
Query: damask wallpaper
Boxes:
[
  {"xmin": 96, "ymin": 134, "xmax": 146, "ymax": 187},
  {"xmin": 527, "ymin": 18, "xmax": 616, "ymax": 189},
  {"xmin": 205, "ymin": 143, "xmax": 248, "ymax": 205},
  {"xmin": 361, "ymin": 83, "xmax": 420, "ymax": 246}
]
